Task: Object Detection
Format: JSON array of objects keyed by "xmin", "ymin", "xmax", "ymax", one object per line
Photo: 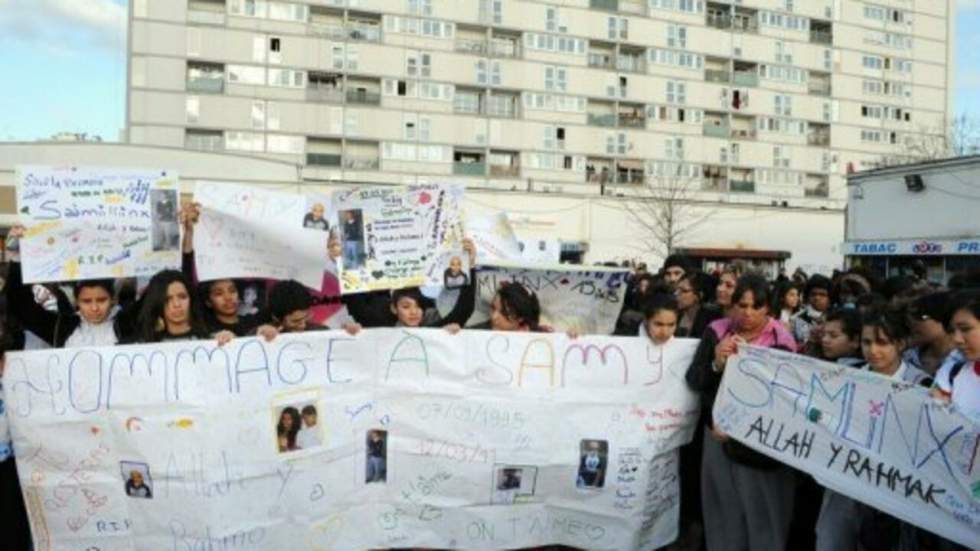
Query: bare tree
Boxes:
[
  {"xmin": 618, "ymin": 168, "xmax": 715, "ymax": 258},
  {"xmin": 873, "ymin": 114, "xmax": 980, "ymax": 168}
]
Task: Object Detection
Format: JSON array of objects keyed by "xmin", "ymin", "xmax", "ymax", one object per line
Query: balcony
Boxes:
[
  {"xmin": 703, "ymin": 123, "xmax": 730, "ymax": 139},
  {"xmin": 705, "ymin": 69, "xmax": 730, "ymax": 83},
  {"xmin": 346, "ymin": 89, "xmax": 381, "ymax": 105},
  {"xmin": 306, "ymin": 153, "xmax": 342, "ymax": 167},
  {"xmin": 731, "ymin": 16, "xmax": 758, "ymax": 34},
  {"xmin": 347, "ymin": 23, "xmax": 381, "ymax": 42},
  {"xmin": 618, "ymin": 112, "xmax": 645, "ymax": 128},
  {"xmin": 808, "ymin": 80, "xmax": 832, "ymax": 96},
  {"xmin": 616, "ymin": 56, "xmax": 645, "ymax": 73},
  {"xmin": 588, "ymin": 113, "xmax": 617, "ymax": 127},
  {"xmin": 343, "ymin": 157, "xmax": 379, "ymax": 170},
  {"xmin": 455, "ymin": 38, "xmax": 487, "ymax": 55},
  {"xmin": 615, "ymin": 171, "xmax": 644, "ymax": 184},
  {"xmin": 310, "ymin": 22, "xmax": 347, "ymax": 40},
  {"xmin": 590, "ymin": 0, "xmax": 619, "ymax": 11},
  {"xmin": 307, "ymin": 87, "xmax": 344, "ymax": 102},
  {"xmin": 729, "ymin": 180, "xmax": 756, "ymax": 193},
  {"xmin": 490, "ymin": 164, "xmax": 520, "ymax": 178},
  {"xmin": 810, "ymin": 29, "xmax": 833, "ymax": 45},
  {"xmin": 486, "ymin": 95, "xmax": 518, "ymax": 118},
  {"xmin": 731, "ymin": 128, "xmax": 756, "ymax": 141},
  {"xmin": 808, "ymin": 130, "xmax": 830, "ymax": 147},
  {"xmin": 187, "ymin": 77, "xmax": 224, "ymax": 94},
  {"xmin": 185, "ymin": 132, "xmax": 223, "ymax": 152},
  {"xmin": 489, "ymin": 38, "xmax": 519, "ymax": 58},
  {"xmin": 454, "ymin": 162, "xmax": 487, "ymax": 176},
  {"xmin": 707, "ymin": 13, "xmax": 731, "ymax": 30},
  {"xmin": 588, "ymin": 53, "xmax": 616, "ymax": 70},
  {"xmin": 733, "ymin": 71, "xmax": 758, "ymax": 87},
  {"xmin": 187, "ymin": 10, "xmax": 225, "ymax": 25}
]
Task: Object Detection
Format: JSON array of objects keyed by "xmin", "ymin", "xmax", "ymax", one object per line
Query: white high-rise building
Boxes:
[{"xmin": 125, "ymin": 0, "xmax": 956, "ymax": 268}]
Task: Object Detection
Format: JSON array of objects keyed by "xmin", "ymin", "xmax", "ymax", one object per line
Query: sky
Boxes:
[{"xmin": 0, "ymin": 0, "xmax": 977, "ymax": 142}]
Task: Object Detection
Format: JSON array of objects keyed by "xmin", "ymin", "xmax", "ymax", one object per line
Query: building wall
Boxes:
[{"xmin": 126, "ymin": 0, "xmax": 954, "ymax": 211}]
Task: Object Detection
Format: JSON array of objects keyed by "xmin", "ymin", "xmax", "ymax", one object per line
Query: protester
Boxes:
[
  {"xmin": 711, "ymin": 263, "xmax": 743, "ymax": 316},
  {"xmin": 124, "ymin": 270, "xmax": 217, "ymax": 344},
  {"xmin": 791, "ymin": 274, "xmax": 832, "ymax": 353},
  {"xmin": 685, "ymin": 274, "xmax": 798, "ymax": 551},
  {"xmin": 817, "ymin": 307, "xmax": 864, "ymax": 366},
  {"xmin": 674, "ymin": 272, "xmax": 722, "ymax": 339},
  {"xmin": 772, "ymin": 280, "xmax": 802, "ymax": 330},
  {"xmin": 484, "ymin": 281, "xmax": 542, "ymax": 332},
  {"xmin": 903, "ymin": 291, "xmax": 963, "ymax": 377},
  {"xmin": 661, "ymin": 254, "xmax": 691, "ymax": 289},
  {"xmin": 643, "ymin": 293, "xmax": 679, "ymax": 345},
  {"xmin": 933, "ymin": 290, "xmax": 980, "ymax": 424}
]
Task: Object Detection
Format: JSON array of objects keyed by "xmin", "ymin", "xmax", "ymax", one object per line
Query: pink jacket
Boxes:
[{"xmin": 706, "ymin": 316, "xmax": 798, "ymax": 353}]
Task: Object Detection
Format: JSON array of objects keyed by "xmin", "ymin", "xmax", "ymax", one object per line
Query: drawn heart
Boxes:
[
  {"xmin": 67, "ymin": 517, "xmax": 87, "ymax": 532},
  {"xmin": 310, "ymin": 483, "xmax": 325, "ymax": 502},
  {"xmin": 418, "ymin": 192, "xmax": 432, "ymax": 205},
  {"xmin": 371, "ymin": 270, "xmax": 385, "ymax": 279},
  {"xmin": 585, "ymin": 525, "xmax": 606, "ymax": 541}
]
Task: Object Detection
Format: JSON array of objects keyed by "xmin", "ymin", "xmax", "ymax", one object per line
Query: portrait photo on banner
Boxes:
[{"xmin": 273, "ymin": 397, "xmax": 324, "ymax": 455}]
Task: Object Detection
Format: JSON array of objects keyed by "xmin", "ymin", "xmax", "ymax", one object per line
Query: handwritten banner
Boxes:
[
  {"xmin": 713, "ymin": 346, "xmax": 980, "ymax": 548},
  {"xmin": 194, "ymin": 182, "xmax": 330, "ymax": 289},
  {"xmin": 5, "ymin": 330, "xmax": 698, "ymax": 550},
  {"xmin": 466, "ymin": 213, "xmax": 523, "ymax": 263},
  {"xmin": 467, "ymin": 263, "xmax": 631, "ymax": 334},
  {"xmin": 16, "ymin": 166, "xmax": 182, "ymax": 283},
  {"xmin": 334, "ymin": 184, "xmax": 465, "ymax": 294}
]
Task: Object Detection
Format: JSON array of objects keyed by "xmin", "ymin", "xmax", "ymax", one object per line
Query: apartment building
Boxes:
[{"xmin": 125, "ymin": 0, "xmax": 954, "ymax": 266}]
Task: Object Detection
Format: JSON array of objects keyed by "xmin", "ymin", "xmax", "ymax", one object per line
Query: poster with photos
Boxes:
[{"xmin": 333, "ymin": 183, "xmax": 466, "ymax": 294}]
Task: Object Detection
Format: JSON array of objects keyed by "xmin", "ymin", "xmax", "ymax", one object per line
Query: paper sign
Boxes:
[
  {"xmin": 5, "ymin": 330, "xmax": 699, "ymax": 550},
  {"xmin": 334, "ymin": 184, "xmax": 465, "ymax": 293},
  {"xmin": 15, "ymin": 166, "xmax": 181, "ymax": 283},
  {"xmin": 467, "ymin": 213, "xmax": 522, "ymax": 263},
  {"xmin": 713, "ymin": 346, "xmax": 980, "ymax": 548},
  {"xmin": 194, "ymin": 182, "xmax": 330, "ymax": 289},
  {"xmin": 467, "ymin": 263, "xmax": 631, "ymax": 334},
  {"xmin": 518, "ymin": 238, "xmax": 563, "ymax": 265}
]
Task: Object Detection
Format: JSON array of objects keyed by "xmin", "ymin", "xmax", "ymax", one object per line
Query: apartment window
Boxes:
[
  {"xmin": 251, "ymin": 101, "xmax": 266, "ymax": 129},
  {"xmin": 667, "ymin": 25, "xmax": 687, "ymax": 49},
  {"xmin": 773, "ymin": 146, "xmax": 790, "ymax": 168},
  {"xmin": 608, "ymin": 17, "xmax": 627, "ymax": 40},
  {"xmin": 407, "ymin": 0, "xmax": 433, "ymax": 16},
  {"xmin": 546, "ymin": 7, "xmax": 558, "ymax": 32},
  {"xmin": 267, "ymin": 102, "xmax": 280, "ymax": 130},
  {"xmin": 774, "ymin": 95, "xmax": 792, "ymax": 116},
  {"xmin": 862, "ymin": 55, "xmax": 883, "ymax": 70},
  {"xmin": 666, "ymin": 81, "xmax": 686, "ymax": 104},
  {"xmin": 186, "ymin": 97, "xmax": 200, "ymax": 123},
  {"xmin": 268, "ymin": 68, "xmax": 305, "ymax": 88},
  {"xmin": 606, "ymin": 132, "xmax": 627, "ymax": 155},
  {"xmin": 227, "ymin": 65, "xmax": 265, "ymax": 85},
  {"xmin": 665, "ymin": 137, "xmax": 684, "ymax": 160},
  {"xmin": 774, "ymin": 41, "xmax": 792, "ymax": 64},
  {"xmin": 404, "ymin": 113, "xmax": 418, "ymax": 140},
  {"xmin": 267, "ymin": 134, "xmax": 304, "ymax": 154},
  {"xmin": 479, "ymin": 0, "xmax": 502, "ymax": 24},
  {"xmin": 649, "ymin": 0, "xmax": 704, "ymax": 14},
  {"xmin": 226, "ymin": 131, "xmax": 265, "ymax": 152},
  {"xmin": 187, "ymin": 28, "xmax": 202, "ymax": 57},
  {"xmin": 544, "ymin": 66, "xmax": 566, "ymax": 92}
]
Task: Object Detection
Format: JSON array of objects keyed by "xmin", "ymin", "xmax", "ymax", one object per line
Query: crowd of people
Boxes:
[{"xmin": 0, "ymin": 208, "xmax": 978, "ymax": 550}]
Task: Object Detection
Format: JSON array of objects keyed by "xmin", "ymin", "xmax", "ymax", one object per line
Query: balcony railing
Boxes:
[
  {"xmin": 810, "ymin": 30, "xmax": 833, "ymax": 45},
  {"xmin": 486, "ymin": 99, "xmax": 517, "ymax": 118},
  {"xmin": 347, "ymin": 24, "xmax": 381, "ymax": 42},
  {"xmin": 701, "ymin": 178, "xmax": 726, "ymax": 192},
  {"xmin": 343, "ymin": 157, "xmax": 379, "ymax": 170},
  {"xmin": 705, "ymin": 69, "xmax": 730, "ymax": 83},
  {"xmin": 185, "ymin": 135, "xmax": 223, "ymax": 152},
  {"xmin": 310, "ymin": 22, "xmax": 347, "ymax": 40},
  {"xmin": 616, "ymin": 57, "xmax": 645, "ymax": 73},
  {"xmin": 729, "ymin": 180, "xmax": 756, "ymax": 193},
  {"xmin": 618, "ymin": 114, "xmax": 646, "ymax": 128},
  {"xmin": 808, "ymin": 132, "xmax": 830, "ymax": 146},
  {"xmin": 187, "ymin": 77, "xmax": 224, "ymax": 94},
  {"xmin": 733, "ymin": 71, "xmax": 758, "ymax": 87},
  {"xmin": 805, "ymin": 186, "xmax": 830, "ymax": 198},
  {"xmin": 588, "ymin": 54, "xmax": 616, "ymax": 69},
  {"xmin": 454, "ymin": 162, "xmax": 487, "ymax": 176},
  {"xmin": 731, "ymin": 128, "xmax": 757, "ymax": 140},
  {"xmin": 588, "ymin": 113, "xmax": 617, "ymax": 127},
  {"xmin": 346, "ymin": 90, "xmax": 381, "ymax": 105},
  {"xmin": 707, "ymin": 14, "xmax": 731, "ymax": 30},
  {"xmin": 306, "ymin": 153, "xmax": 342, "ymax": 167},
  {"xmin": 589, "ymin": 0, "xmax": 619, "ymax": 11},
  {"xmin": 490, "ymin": 165, "xmax": 520, "ymax": 178},
  {"xmin": 808, "ymin": 81, "xmax": 832, "ymax": 96},
  {"xmin": 489, "ymin": 40, "xmax": 518, "ymax": 58},
  {"xmin": 187, "ymin": 10, "xmax": 226, "ymax": 25},
  {"xmin": 306, "ymin": 86, "xmax": 345, "ymax": 103},
  {"xmin": 703, "ymin": 123, "xmax": 730, "ymax": 139},
  {"xmin": 455, "ymin": 38, "xmax": 487, "ymax": 55},
  {"xmin": 616, "ymin": 172, "xmax": 645, "ymax": 184},
  {"xmin": 732, "ymin": 16, "xmax": 758, "ymax": 33}
]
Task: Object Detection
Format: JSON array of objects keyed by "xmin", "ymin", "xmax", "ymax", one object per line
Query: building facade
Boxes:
[
  {"xmin": 844, "ymin": 155, "xmax": 980, "ymax": 284},
  {"xmin": 122, "ymin": 0, "xmax": 955, "ymax": 269}
]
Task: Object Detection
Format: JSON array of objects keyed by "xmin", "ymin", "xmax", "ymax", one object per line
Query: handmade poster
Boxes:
[
  {"xmin": 333, "ymin": 184, "xmax": 465, "ymax": 293},
  {"xmin": 467, "ymin": 212, "xmax": 523, "ymax": 263},
  {"xmin": 713, "ymin": 346, "xmax": 980, "ymax": 548},
  {"xmin": 5, "ymin": 330, "xmax": 699, "ymax": 550},
  {"xmin": 467, "ymin": 263, "xmax": 631, "ymax": 334},
  {"xmin": 15, "ymin": 166, "xmax": 181, "ymax": 283},
  {"xmin": 194, "ymin": 182, "xmax": 330, "ymax": 289}
]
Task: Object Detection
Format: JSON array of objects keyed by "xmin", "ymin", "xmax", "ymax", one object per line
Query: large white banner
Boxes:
[
  {"xmin": 713, "ymin": 346, "xmax": 980, "ymax": 548},
  {"xmin": 5, "ymin": 330, "xmax": 698, "ymax": 550},
  {"xmin": 194, "ymin": 182, "xmax": 331, "ymax": 289},
  {"xmin": 467, "ymin": 263, "xmax": 631, "ymax": 334},
  {"xmin": 16, "ymin": 166, "xmax": 182, "ymax": 283},
  {"xmin": 333, "ymin": 184, "xmax": 466, "ymax": 294}
]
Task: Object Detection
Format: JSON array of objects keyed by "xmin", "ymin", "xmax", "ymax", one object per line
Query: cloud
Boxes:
[{"xmin": 0, "ymin": 0, "xmax": 127, "ymax": 53}]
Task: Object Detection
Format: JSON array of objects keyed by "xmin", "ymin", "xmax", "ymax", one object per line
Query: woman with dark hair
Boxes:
[
  {"xmin": 772, "ymin": 280, "xmax": 802, "ymax": 330},
  {"xmin": 934, "ymin": 290, "xmax": 980, "ymax": 423},
  {"xmin": 685, "ymin": 273, "xmax": 798, "ymax": 551},
  {"xmin": 712, "ymin": 263, "xmax": 744, "ymax": 316},
  {"xmin": 488, "ymin": 281, "xmax": 541, "ymax": 332},
  {"xmin": 818, "ymin": 307, "xmax": 864, "ymax": 366},
  {"xmin": 277, "ymin": 407, "xmax": 301, "ymax": 453},
  {"xmin": 122, "ymin": 270, "xmax": 213, "ymax": 344},
  {"xmin": 674, "ymin": 271, "xmax": 722, "ymax": 338}
]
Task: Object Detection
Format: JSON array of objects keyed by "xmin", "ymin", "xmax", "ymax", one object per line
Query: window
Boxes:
[
  {"xmin": 225, "ymin": 131, "xmax": 265, "ymax": 152},
  {"xmin": 524, "ymin": 33, "xmax": 586, "ymax": 55},
  {"xmin": 267, "ymin": 68, "xmax": 305, "ymax": 88},
  {"xmin": 649, "ymin": 49, "xmax": 703, "ymax": 70},
  {"xmin": 774, "ymin": 95, "xmax": 792, "ymax": 116},
  {"xmin": 227, "ymin": 65, "xmax": 266, "ymax": 85},
  {"xmin": 186, "ymin": 97, "xmax": 199, "ymax": 123},
  {"xmin": 666, "ymin": 81, "xmax": 686, "ymax": 104},
  {"xmin": 862, "ymin": 55, "xmax": 884, "ymax": 70},
  {"xmin": 608, "ymin": 17, "xmax": 627, "ymax": 40},
  {"xmin": 649, "ymin": 0, "xmax": 704, "ymax": 14},
  {"xmin": 479, "ymin": 0, "xmax": 502, "ymax": 24},
  {"xmin": 773, "ymin": 145, "xmax": 790, "ymax": 168},
  {"xmin": 667, "ymin": 25, "xmax": 687, "ymax": 49},
  {"xmin": 407, "ymin": 0, "xmax": 433, "ymax": 16},
  {"xmin": 544, "ymin": 65, "xmax": 566, "ymax": 92},
  {"xmin": 251, "ymin": 101, "xmax": 266, "ymax": 129},
  {"xmin": 267, "ymin": 134, "xmax": 304, "ymax": 154},
  {"xmin": 606, "ymin": 132, "xmax": 627, "ymax": 155},
  {"xmin": 476, "ymin": 60, "xmax": 487, "ymax": 84},
  {"xmin": 546, "ymin": 7, "xmax": 558, "ymax": 32},
  {"xmin": 665, "ymin": 137, "xmax": 684, "ymax": 160}
]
